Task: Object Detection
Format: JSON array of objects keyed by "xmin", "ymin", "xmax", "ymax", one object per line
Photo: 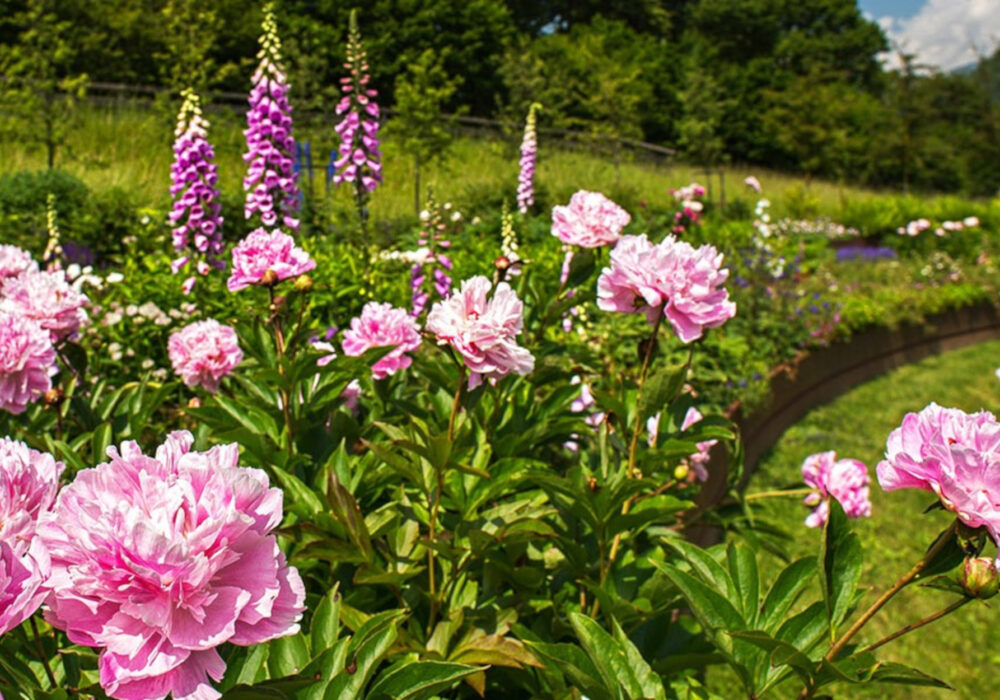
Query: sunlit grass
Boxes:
[{"xmin": 721, "ymin": 340, "xmax": 1000, "ymax": 699}]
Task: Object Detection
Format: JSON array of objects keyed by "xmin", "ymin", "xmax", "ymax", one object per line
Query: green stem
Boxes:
[
  {"xmin": 797, "ymin": 520, "xmax": 960, "ymax": 699},
  {"xmin": 30, "ymin": 616, "xmax": 56, "ymax": 689},
  {"xmin": 857, "ymin": 597, "xmax": 971, "ymax": 655},
  {"xmin": 598, "ymin": 309, "xmax": 669, "ymax": 613}
]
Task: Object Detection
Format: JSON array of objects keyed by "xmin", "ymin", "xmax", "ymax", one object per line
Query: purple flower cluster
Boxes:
[
  {"xmin": 835, "ymin": 244, "xmax": 897, "ymax": 262},
  {"xmin": 243, "ymin": 4, "xmax": 300, "ymax": 232},
  {"xmin": 517, "ymin": 103, "xmax": 540, "ymax": 214},
  {"xmin": 170, "ymin": 89, "xmax": 224, "ymax": 294},
  {"xmin": 332, "ymin": 10, "xmax": 382, "ymax": 196}
]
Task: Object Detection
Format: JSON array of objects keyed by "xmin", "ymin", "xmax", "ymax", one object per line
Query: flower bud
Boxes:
[
  {"xmin": 294, "ymin": 274, "xmax": 313, "ymax": 292},
  {"xmin": 960, "ymin": 557, "xmax": 999, "ymax": 599},
  {"xmin": 187, "ymin": 397, "xmax": 202, "ymax": 409},
  {"xmin": 44, "ymin": 387, "xmax": 64, "ymax": 405},
  {"xmin": 493, "ymin": 256, "xmax": 510, "ymax": 271},
  {"xmin": 673, "ymin": 464, "xmax": 690, "ymax": 481}
]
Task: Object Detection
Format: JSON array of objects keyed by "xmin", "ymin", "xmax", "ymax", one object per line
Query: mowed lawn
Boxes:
[{"xmin": 710, "ymin": 340, "xmax": 1000, "ymax": 699}]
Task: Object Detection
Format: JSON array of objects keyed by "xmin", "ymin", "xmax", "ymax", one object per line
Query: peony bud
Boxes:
[
  {"xmin": 960, "ymin": 557, "xmax": 999, "ymax": 599},
  {"xmin": 294, "ymin": 274, "xmax": 313, "ymax": 292}
]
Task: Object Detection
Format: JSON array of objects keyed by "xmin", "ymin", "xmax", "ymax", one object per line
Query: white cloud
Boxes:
[{"xmin": 879, "ymin": 0, "xmax": 1000, "ymax": 72}]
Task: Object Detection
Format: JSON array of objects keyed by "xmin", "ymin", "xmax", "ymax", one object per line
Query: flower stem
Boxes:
[
  {"xmin": 30, "ymin": 616, "xmax": 56, "ymax": 688},
  {"xmin": 857, "ymin": 597, "xmax": 971, "ymax": 655},
  {"xmin": 447, "ymin": 369, "xmax": 465, "ymax": 441},
  {"xmin": 598, "ymin": 309, "xmax": 667, "ymax": 612},
  {"xmin": 797, "ymin": 520, "xmax": 959, "ymax": 699},
  {"xmin": 625, "ymin": 310, "xmax": 665, "ymax": 480}
]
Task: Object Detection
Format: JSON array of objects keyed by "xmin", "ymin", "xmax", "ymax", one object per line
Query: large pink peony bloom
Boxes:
[
  {"xmin": 802, "ymin": 450, "xmax": 871, "ymax": 528},
  {"xmin": 168, "ymin": 320, "xmax": 244, "ymax": 393},
  {"xmin": 0, "ymin": 244, "xmax": 38, "ymax": 282},
  {"xmin": 0, "ymin": 312, "xmax": 56, "ymax": 415},
  {"xmin": 426, "ymin": 276, "xmax": 535, "ymax": 389},
  {"xmin": 0, "ymin": 437, "xmax": 64, "ymax": 553},
  {"xmin": 342, "ymin": 302, "xmax": 421, "ymax": 380},
  {"xmin": 0, "ymin": 439, "xmax": 63, "ymax": 636},
  {"xmin": 38, "ymin": 431, "xmax": 305, "ymax": 700},
  {"xmin": 227, "ymin": 228, "xmax": 315, "ymax": 292},
  {"xmin": 551, "ymin": 190, "xmax": 631, "ymax": 248},
  {"xmin": 878, "ymin": 403, "xmax": 1000, "ymax": 547},
  {"xmin": 0, "ymin": 269, "xmax": 88, "ymax": 341},
  {"xmin": 597, "ymin": 234, "xmax": 736, "ymax": 343}
]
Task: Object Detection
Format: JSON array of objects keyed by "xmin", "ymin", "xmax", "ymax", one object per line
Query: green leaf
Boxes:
[
  {"xmin": 565, "ymin": 249, "xmax": 596, "ymax": 287},
  {"xmin": 820, "ymin": 499, "xmax": 862, "ymax": 636},
  {"xmin": 612, "ymin": 620, "xmax": 667, "ymax": 700},
  {"xmin": 325, "ymin": 473, "xmax": 373, "ymax": 563},
  {"xmin": 651, "ymin": 561, "xmax": 744, "ymax": 633},
  {"xmin": 868, "ymin": 661, "xmax": 954, "ymax": 689},
  {"xmin": 219, "ymin": 644, "xmax": 269, "ymax": 690},
  {"xmin": 569, "ymin": 612, "xmax": 643, "ymax": 698},
  {"xmin": 90, "ymin": 422, "xmax": 113, "ymax": 461},
  {"xmin": 323, "ymin": 613, "xmax": 400, "ymax": 699},
  {"xmin": 524, "ymin": 640, "xmax": 613, "ymax": 700},
  {"xmin": 661, "ymin": 540, "xmax": 736, "ymax": 602},
  {"xmin": 727, "ymin": 543, "xmax": 760, "ymax": 627},
  {"xmin": 267, "ymin": 632, "xmax": 311, "ymax": 678},
  {"xmin": 728, "ymin": 630, "xmax": 815, "ymax": 683},
  {"xmin": 311, "ymin": 585, "xmax": 342, "ymax": 653},
  {"xmin": 366, "ymin": 660, "xmax": 486, "ymax": 700},
  {"xmin": 270, "ymin": 466, "xmax": 324, "ymax": 519},
  {"xmin": 760, "ymin": 557, "xmax": 816, "ymax": 633},
  {"xmin": 639, "ymin": 363, "xmax": 687, "ymax": 423},
  {"xmin": 916, "ymin": 524, "xmax": 965, "ymax": 580}
]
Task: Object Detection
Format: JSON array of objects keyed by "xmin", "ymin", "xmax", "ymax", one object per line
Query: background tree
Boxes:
[
  {"xmin": 0, "ymin": 0, "xmax": 88, "ymax": 169},
  {"xmin": 390, "ymin": 49, "xmax": 462, "ymax": 215}
]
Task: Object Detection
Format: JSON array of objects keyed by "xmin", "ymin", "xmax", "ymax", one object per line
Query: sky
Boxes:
[{"xmin": 857, "ymin": 0, "xmax": 1000, "ymax": 71}]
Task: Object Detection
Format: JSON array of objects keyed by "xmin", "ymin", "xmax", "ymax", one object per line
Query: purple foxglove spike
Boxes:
[
  {"xmin": 169, "ymin": 89, "xmax": 224, "ymax": 289},
  {"xmin": 331, "ymin": 9, "xmax": 382, "ymax": 211},
  {"xmin": 243, "ymin": 4, "xmax": 300, "ymax": 232}
]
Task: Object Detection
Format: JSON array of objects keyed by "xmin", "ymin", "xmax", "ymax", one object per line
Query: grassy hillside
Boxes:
[{"xmin": 0, "ymin": 101, "xmax": 945, "ymax": 224}]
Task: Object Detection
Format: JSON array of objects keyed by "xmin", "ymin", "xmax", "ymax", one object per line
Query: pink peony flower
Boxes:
[
  {"xmin": 0, "ymin": 437, "xmax": 64, "ymax": 554},
  {"xmin": 0, "ymin": 439, "xmax": 63, "ymax": 636},
  {"xmin": 426, "ymin": 276, "xmax": 535, "ymax": 389},
  {"xmin": 597, "ymin": 234, "xmax": 736, "ymax": 343},
  {"xmin": 1, "ymin": 270, "xmax": 88, "ymax": 341},
  {"xmin": 551, "ymin": 190, "xmax": 631, "ymax": 248},
  {"xmin": 341, "ymin": 302, "xmax": 421, "ymax": 380},
  {"xmin": 878, "ymin": 403, "xmax": 1000, "ymax": 548},
  {"xmin": 0, "ymin": 312, "xmax": 56, "ymax": 414},
  {"xmin": 168, "ymin": 319, "xmax": 243, "ymax": 393},
  {"xmin": 38, "ymin": 431, "xmax": 305, "ymax": 700},
  {"xmin": 802, "ymin": 451, "xmax": 871, "ymax": 528},
  {"xmin": 681, "ymin": 407, "xmax": 717, "ymax": 482},
  {"xmin": 0, "ymin": 244, "xmax": 38, "ymax": 281},
  {"xmin": 227, "ymin": 228, "xmax": 315, "ymax": 292}
]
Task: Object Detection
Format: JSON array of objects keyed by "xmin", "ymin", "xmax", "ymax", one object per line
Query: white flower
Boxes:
[
  {"xmin": 105, "ymin": 272, "xmax": 124, "ymax": 284},
  {"xmin": 419, "ymin": 210, "xmax": 430, "ymax": 222}
]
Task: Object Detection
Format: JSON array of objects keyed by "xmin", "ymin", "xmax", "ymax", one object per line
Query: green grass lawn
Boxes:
[
  {"xmin": 0, "ymin": 102, "xmax": 937, "ymax": 223},
  {"xmin": 717, "ymin": 340, "xmax": 1000, "ymax": 698}
]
